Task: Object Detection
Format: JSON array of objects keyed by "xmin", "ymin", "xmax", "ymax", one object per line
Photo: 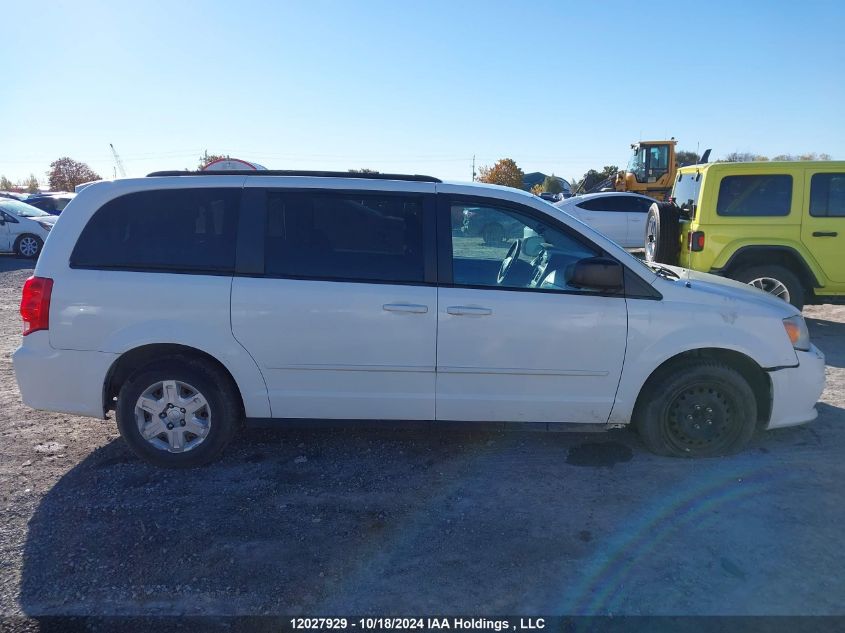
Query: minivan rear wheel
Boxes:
[
  {"xmin": 15, "ymin": 234, "xmax": 43, "ymax": 259},
  {"xmin": 636, "ymin": 361, "xmax": 757, "ymax": 457},
  {"xmin": 730, "ymin": 265, "xmax": 805, "ymax": 310},
  {"xmin": 116, "ymin": 358, "xmax": 240, "ymax": 468}
]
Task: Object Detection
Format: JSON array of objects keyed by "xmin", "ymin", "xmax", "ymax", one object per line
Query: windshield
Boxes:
[
  {"xmin": 0, "ymin": 199, "xmax": 51, "ymax": 218},
  {"xmin": 629, "ymin": 145, "xmax": 670, "ymax": 183},
  {"xmin": 627, "ymin": 148, "xmax": 646, "ymax": 181}
]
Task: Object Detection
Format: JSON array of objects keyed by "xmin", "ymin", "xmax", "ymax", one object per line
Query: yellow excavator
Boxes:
[
  {"xmin": 613, "ymin": 138, "xmax": 679, "ymax": 201},
  {"xmin": 581, "ymin": 138, "xmax": 710, "ymax": 201}
]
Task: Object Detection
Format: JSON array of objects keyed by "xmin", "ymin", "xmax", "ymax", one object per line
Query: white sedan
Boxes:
[
  {"xmin": 553, "ymin": 192, "xmax": 655, "ymax": 249},
  {"xmin": 0, "ymin": 199, "xmax": 57, "ymax": 258}
]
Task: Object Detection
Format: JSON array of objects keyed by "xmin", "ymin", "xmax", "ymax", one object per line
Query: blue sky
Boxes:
[{"xmin": 1, "ymin": 0, "xmax": 843, "ymax": 185}]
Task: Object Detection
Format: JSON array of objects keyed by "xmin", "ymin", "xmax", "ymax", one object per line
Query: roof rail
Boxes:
[{"xmin": 146, "ymin": 169, "xmax": 442, "ymax": 183}]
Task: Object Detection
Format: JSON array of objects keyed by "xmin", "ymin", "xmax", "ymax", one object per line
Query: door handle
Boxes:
[
  {"xmin": 812, "ymin": 231, "xmax": 838, "ymax": 237},
  {"xmin": 382, "ymin": 303, "xmax": 428, "ymax": 314},
  {"xmin": 446, "ymin": 306, "xmax": 492, "ymax": 316}
]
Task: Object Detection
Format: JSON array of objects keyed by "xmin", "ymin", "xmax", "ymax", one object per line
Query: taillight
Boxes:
[
  {"xmin": 688, "ymin": 231, "xmax": 705, "ymax": 252},
  {"xmin": 20, "ymin": 276, "xmax": 53, "ymax": 336}
]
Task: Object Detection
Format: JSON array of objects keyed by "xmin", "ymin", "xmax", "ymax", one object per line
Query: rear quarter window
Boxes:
[
  {"xmin": 70, "ymin": 188, "xmax": 241, "ymax": 273},
  {"xmin": 809, "ymin": 173, "xmax": 845, "ymax": 217},
  {"xmin": 716, "ymin": 175, "xmax": 792, "ymax": 217}
]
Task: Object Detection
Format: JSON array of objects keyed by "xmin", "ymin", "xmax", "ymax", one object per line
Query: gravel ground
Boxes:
[{"xmin": 1, "ymin": 255, "xmax": 844, "ymax": 617}]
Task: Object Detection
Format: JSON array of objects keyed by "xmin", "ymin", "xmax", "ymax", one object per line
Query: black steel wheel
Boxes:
[{"xmin": 636, "ymin": 360, "xmax": 757, "ymax": 457}]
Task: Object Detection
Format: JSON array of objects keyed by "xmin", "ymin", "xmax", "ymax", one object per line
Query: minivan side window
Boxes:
[
  {"xmin": 809, "ymin": 173, "xmax": 845, "ymax": 217},
  {"xmin": 70, "ymin": 188, "xmax": 241, "ymax": 273},
  {"xmin": 716, "ymin": 175, "xmax": 792, "ymax": 217},
  {"xmin": 264, "ymin": 192, "xmax": 425, "ymax": 283},
  {"xmin": 449, "ymin": 202, "xmax": 598, "ymax": 291}
]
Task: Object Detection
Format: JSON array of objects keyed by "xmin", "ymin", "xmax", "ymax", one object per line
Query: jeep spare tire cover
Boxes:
[{"xmin": 645, "ymin": 202, "xmax": 681, "ymax": 265}]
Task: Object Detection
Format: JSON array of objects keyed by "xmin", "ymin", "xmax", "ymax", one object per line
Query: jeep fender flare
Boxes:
[{"xmin": 711, "ymin": 245, "xmax": 822, "ymax": 289}]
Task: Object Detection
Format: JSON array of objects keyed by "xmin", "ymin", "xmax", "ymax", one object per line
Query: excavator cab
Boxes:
[
  {"xmin": 627, "ymin": 143, "xmax": 671, "ymax": 183},
  {"xmin": 615, "ymin": 139, "xmax": 678, "ymax": 201}
]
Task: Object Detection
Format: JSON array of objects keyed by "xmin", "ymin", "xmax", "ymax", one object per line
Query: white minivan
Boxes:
[{"xmin": 13, "ymin": 171, "xmax": 826, "ymax": 467}]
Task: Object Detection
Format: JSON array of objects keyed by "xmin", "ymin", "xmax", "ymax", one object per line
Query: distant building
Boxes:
[{"xmin": 523, "ymin": 172, "xmax": 571, "ymax": 193}]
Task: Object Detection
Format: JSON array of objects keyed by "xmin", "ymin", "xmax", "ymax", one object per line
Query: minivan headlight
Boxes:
[
  {"xmin": 783, "ymin": 315, "xmax": 810, "ymax": 351},
  {"xmin": 36, "ymin": 221, "xmax": 53, "ymax": 231}
]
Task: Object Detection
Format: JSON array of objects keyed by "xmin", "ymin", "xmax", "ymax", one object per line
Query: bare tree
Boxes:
[
  {"xmin": 47, "ymin": 158, "xmax": 101, "ymax": 191},
  {"xmin": 197, "ymin": 151, "xmax": 228, "ymax": 170}
]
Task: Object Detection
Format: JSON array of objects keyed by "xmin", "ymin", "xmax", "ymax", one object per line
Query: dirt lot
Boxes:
[{"xmin": 1, "ymin": 254, "xmax": 844, "ymax": 617}]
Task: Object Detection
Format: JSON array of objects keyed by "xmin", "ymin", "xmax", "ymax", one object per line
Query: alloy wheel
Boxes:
[
  {"xmin": 645, "ymin": 216, "xmax": 657, "ymax": 261},
  {"xmin": 19, "ymin": 237, "xmax": 39, "ymax": 257},
  {"xmin": 748, "ymin": 276, "xmax": 790, "ymax": 303},
  {"xmin": 134, "ymin": 380, "xmax": 211, "ymax": 453}
]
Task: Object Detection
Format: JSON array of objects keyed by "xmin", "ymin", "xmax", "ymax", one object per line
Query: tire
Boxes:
[
  {"xmin": 15, "ymin": 234, "xmax": 43, "ymax": 259},
  {"xmin": 644, "ymin": 202, "xmax": 680, "ymax": 264},
  {"xmin": 482, "ymin": 223, "xmax": 505, "ymax": 246},
  {"xmin": 635, "ymin": 360, "xmax": 757, "ymax": 458},
  {"xmin": 116, "ymin": 357, "xmax": 241, "ymax": 468},
  {"xmin": 730, "ymin": 265, "xmax": 805, "ymax": 310}
]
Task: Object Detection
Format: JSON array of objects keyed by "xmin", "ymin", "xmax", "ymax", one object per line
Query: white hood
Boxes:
[{"xmin": 656, "ymin": 264, "xmax": 800, "ymax": 317}]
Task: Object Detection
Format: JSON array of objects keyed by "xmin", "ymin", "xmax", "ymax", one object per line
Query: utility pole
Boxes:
[{"xmin": 472, "ymin": 155, "xmax": 476, "ymax": 181}]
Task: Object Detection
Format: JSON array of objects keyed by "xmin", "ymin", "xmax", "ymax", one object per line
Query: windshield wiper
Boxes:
[{"xmin": 647, "ymin": 263, "xmax": 681, "ymax": 280}]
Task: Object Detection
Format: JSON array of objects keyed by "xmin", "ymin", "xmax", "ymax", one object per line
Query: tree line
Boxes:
[
  {"xmin": 475, "ymin": 150, "xmax": 834, "ymax": 193},
  {"xmin": 1, "ymin": 158, "xmax": 102, "ymax": 193},
  {"xmin": 0, "ymin": 150, "xmax": 219, "ymax": 193},
  {"xmin": 1, "ymin": 150, "xmax": 835, "ymax": 195}
]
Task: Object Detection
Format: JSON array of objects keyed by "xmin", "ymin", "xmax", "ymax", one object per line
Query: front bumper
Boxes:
[
  {"xmin": 766, "ymin": 344, "xmax": 826, "ymax": 429},
  {"xmin": 13, "ymin": 331, "xmax": 118, "ymax": 419}
]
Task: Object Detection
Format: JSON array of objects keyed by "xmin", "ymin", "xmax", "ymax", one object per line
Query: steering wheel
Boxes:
[{"xmin": 497, "ymin": 239, "xmax": 522, "ymax": 285}]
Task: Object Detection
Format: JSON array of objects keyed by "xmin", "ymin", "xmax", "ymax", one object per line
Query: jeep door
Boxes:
[
  {"xmin": 230, "ymin": 183, "xmax": 438, "ymax": 420},
  {"xmin": 435, "ymin": 194, "xmax": 628, "ymax": 424},
  {"xmin": 803, "ymin": 168, "xmax": 845, "ymax": 284}
]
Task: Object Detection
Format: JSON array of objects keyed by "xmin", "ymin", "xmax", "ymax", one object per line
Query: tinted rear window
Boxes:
[
  {"xmin": 71, "ymin": 188, "xmax": 241, "ymax": 272},
  {"xmin": 716, "ymin": 175, "xmax": 792, "ymax": 217},
  {"xmin": 265, "ymin": 192, "xmax": 425, "ymax": 283},
  {"xmin": 809, "ymin": 173, "xmax": 845, "ymax": 217},
  {"xmin": 578, "ymin": 195, "xmax": 653, "ymax": 213}
]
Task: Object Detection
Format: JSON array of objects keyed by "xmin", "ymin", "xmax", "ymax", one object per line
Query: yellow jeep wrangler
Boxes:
[{"xmin": 645, "ymin": 160, "xmax": 845, "ymax": 309}]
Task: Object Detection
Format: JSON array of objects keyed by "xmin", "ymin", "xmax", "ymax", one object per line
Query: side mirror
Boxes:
[{"xmin": 570, "ymin": 257, "xmax": 624, "ymax": 291}]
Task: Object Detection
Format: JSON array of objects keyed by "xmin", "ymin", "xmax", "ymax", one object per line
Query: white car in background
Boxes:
[
  {"xmin": 554, "ymin": 192, "xmax": 655, "ymax": 249},
  {"xmin": 0, "ymin": 199, "xmax": 57, "ymax": 258}
]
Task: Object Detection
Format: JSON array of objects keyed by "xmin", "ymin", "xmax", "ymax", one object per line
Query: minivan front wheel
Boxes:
[
  {"xmin": 116, "ymin": 359, "xmax": 240, "ymax": 468},
  {"xmin": 731, "ymin": 265, "xmax": 805, "ymax": 310},
  {"xmin": 636, "ymin": 361, "xmax": 757, "ymax": 457},
  {"xmin": 15, "ymin": 234, "xmax": 43, "ymax": 259}
]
